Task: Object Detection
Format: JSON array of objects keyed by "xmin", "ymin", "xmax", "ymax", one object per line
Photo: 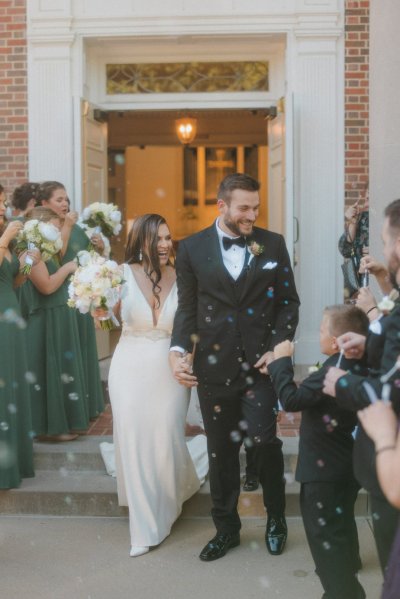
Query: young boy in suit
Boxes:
[{"xmin": 266, "ymin": 304, "xmax": 369, "ymax": 599}]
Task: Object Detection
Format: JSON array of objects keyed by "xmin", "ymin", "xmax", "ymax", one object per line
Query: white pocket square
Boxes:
[{"xmin": 263, "ymin": 261, "xmax": 278, "ymax": 270}]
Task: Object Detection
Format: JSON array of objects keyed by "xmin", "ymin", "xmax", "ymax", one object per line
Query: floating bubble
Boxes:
[
  {"xmin": 207, "ymin": 355, "xmax": 217, "ymax": 365},
  {"xmin": 28, "ymin": 431, "xmax": 36, "ymax": 440},
  {"xmin": 330, "ymin": 419, "xmax": 338, "ymax": 427},
  {"xmin": 241, "ymin": 497, "xmax": 251, "ymax": 507},
  {"xmin": 230, "ymin": 430, "xmax": 241, "ymax": 442},
  {"xmin": 245, "ymin": 376, "xmax": 254, "ymax": 386},
  {"xmin": 24, "ymin": 372, "xmax": 36, "ymax": 384},
  {"xmin": 317, "ymin": 518, "xmax": 326, "ymax": 527},
  {"xmin": 207, "ymin": 305, "xmax": 213, "ymax": 311},
  {"xmin": 338, "ymin": 378, "xmax": 348, "ymax": 388},
  {"xmin": 284, "ymin": 472, "xmax": 294, "ymax": 484},
  {"xmin": 372, "ymin": 512, "xmax": 380, "ymax": 521},
  {"xmin": 225, "ymin": 379, "xmax": 231, "ymax": 386},
  {"xmin": 211, "ymin": 452, "xmax": 217, "ymax": 458},
  {"xmin": 394, "ymin": 379, "xmax": 400, "ymax": 389},
  {"xmin": 316, "ymin": 502, "xmax": 323, "ymax": 509},
  {"xmin": 284, "ymin": 281, "xmax": 289, "ymax": 287},
  {"xmin": 12, "ymin": 381, "xmax": 18, "ymax": 389},
  {"xmin": 0, "ymin": 421, "xmax": 9, "ymax": 432},
  {"xmin": 243, "ymin": 437, "xmax": 253, "ymax": 448},
  {"xmin": 64, "ymin": 351, "xmax": 74, "ymax": 360},
  {"xmin": 114, "ymin": 153, "xmax": 125, "ymax": 165},
  {"xmin": 316, "ymin": 459, "xmax": 325, "ymax": 468},
  {"xmin": 59, "ymin": 467, "xmax": 68, "ymax": 477},
  {"xmin": 0, "ymin": 441, "xmax": 15, "ymax": 468},
  {"xmin": 238, "ymin": 420, "xmax": 248, "ymax": 431},
  {"xmin": 205, "ymin": 316, "xmax": 211, "ymax": 323},
  {"xmin": 267, "ymin": 288, "xmax": 274, "ymax": 298},
  {"xmin": 61, "ymin": 373, "xmax": 74, "ymax": 384},
  {"xmin": 214, "ymin": 405, "xmax": 221, "ymax": 414},
  {"xmin": 322, "ymin": 541, "xmax": 331, "ymax": 550},
  {"xmin": 241, "ymin": 362, "xmax": 251, "ymax": 372},
  {"xmin": 322, "ymin": 415, "xmax": 331, "ymax": 424},
  {"xmin": 213, "ymin": 344, "xmax": 220, "ymax": 351},
  {"xmin": 227, "ymin": 316, "xmax": 234, "ymax": 323},
  {"xmin": 326, "ymin": 424, "xmax": 334, "ymax": 433},
  {"xmin": 284, "ymin": 267, "xmax": 289, "ymax": 273},
  {"xmin": 253, "ymin": 436, "xmax": 261, "ymax": 444},
  {"xmin": 8, "ymin": 404, "xmax": 17, "ymax": 414},
  {"xmin": 247, "ymin": 308, "xmax": 254, "ymax": 315},
  {"xmin": 68, "ymin": 393, "xmax": 79, "ymax": 401},
  {"xmin": 335, "ymin": 506, "xmax": 343, "ymax": 514},
  {"xmin": 249, "ymin": 541, "xmax": 259, "ymax": 551},
  {"xmin": 34, "ymin": 384, "xmax": 41, "ymax": 391},
  {"xmin": 64, "ymin": 496, "xmax": 72, "ymax": 505},
  {"xmin": 190, "ymin": 333, "xmax": 200, "ymax": 344}
]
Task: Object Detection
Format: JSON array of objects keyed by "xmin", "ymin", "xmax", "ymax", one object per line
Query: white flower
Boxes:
[
  {"xmin": 378, "ymin": 296, "xmax": 395, "ymax": 314},
  {"xmin": 110, "ymin": 210, "xmax": 121, "ymax": 223},
  {"xmin": 38, "ymin": 222, "xmax": 60, "ymax": 243},
  {"xmin": 24, "ymin": 219, "xmax": 39, "ymax": 231},
  {"xmin": 77, "ymin": 250, "xmax": 92, "ymax": 267}
]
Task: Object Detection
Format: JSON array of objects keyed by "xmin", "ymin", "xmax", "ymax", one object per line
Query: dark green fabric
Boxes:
[
  {"xmin": 0, "ymin": 253, "xmax": 34, "ymax": 488},
  {"xmin": 27, "ymin": 258, "xmax": 89, "ymax": 434},
  {"xmin": 62, "ymin": 225, "xmax": 104, "ymax": 418}
]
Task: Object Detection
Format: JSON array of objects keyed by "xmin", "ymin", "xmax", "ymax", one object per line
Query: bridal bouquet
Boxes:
[
  {"xmin": 67, "ymin": 251, "xmax": 124, "ymax": 330},
  {"xmin": 15, "ymin": 219, "xmax": 63, "ymax": 275},
  {"xmin": 78, "ymin": 202, "xmax": 122, "ymax": 240}
]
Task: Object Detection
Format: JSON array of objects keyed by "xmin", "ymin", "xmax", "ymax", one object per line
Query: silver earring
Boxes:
[{"xmin": 139, "ymin": 249, "xmax": 142, "ymax": 261}]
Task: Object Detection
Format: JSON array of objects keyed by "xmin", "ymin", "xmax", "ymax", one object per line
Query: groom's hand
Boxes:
[{"xmin": 169, "ymin": 351, "xmax": 198, "ymax": 388}]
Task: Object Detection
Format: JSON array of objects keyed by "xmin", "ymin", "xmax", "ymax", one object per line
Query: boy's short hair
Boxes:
[{"xmin": 324, "ymin": 304, "xmax": 369, "ymax": 338}]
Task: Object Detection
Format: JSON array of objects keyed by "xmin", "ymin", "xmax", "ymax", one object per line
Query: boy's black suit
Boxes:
[
  {"xmin": 333, "ymin": 309, "xmax": 400, "ymax": 571},
  {"xmin": 268, "ymin": 353, "xmax": 366, "ymax": 599},
  {"xmin": 172, "ymin": 223, "xmax": 300, "ymax": 534}
]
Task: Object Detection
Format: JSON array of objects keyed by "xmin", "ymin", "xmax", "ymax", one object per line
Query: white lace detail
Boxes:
[{"xmin": 121, "ymin": 327, "xmax": 170, "ymax": 341}]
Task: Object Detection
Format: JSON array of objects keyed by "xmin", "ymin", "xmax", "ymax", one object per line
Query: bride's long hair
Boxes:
[{"xmin": 125, "ymin": 214, "xmax": 174, "ymax": 308}]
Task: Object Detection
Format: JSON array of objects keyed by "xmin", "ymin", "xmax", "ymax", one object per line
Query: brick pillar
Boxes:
[
  {"xmin": 0, "ymin": 0, "xmax": 28, "ymax": 196},
  {"xmin": 345, "ymin": 0, "xmax": 370, "ymax": 205}
]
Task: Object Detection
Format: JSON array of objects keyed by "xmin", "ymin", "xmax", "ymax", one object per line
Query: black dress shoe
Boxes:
[
  {"xmin": 243, "ymin": 475, "xmax": 259, "ymax": 492},
  {"xmin": 265, "ymin": 515, "xmax": 287, "ymax": 555},
  {"xmin": 199, "ymin": 532, "xmax": 240, "ymax": 562}
]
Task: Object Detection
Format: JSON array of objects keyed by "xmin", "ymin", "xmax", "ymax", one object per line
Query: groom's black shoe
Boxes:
[
  {"xmin": 243, "ymin": 475, "xmax": 259, "ymax": 492},
  {"xmin": 199, "ymin": 532, "xmax": 240, "ymax": 562},
  {"xmin": 265, "ymin": 515, "xmax": 287, "ymax": 555}
]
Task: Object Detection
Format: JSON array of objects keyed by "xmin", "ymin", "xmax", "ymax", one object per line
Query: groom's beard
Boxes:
[{"xmin": 222, "ymin": 215, "xmax": 254, "ymax": 238}]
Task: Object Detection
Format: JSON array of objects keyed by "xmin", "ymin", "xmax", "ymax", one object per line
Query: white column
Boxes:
[
  {"xmin": 27, "ymin": 37, "xmax": 75, "ymax": 201},
  {"xmin": 290, "ymin": 32, "xmax": 344, "ymax": 363}
]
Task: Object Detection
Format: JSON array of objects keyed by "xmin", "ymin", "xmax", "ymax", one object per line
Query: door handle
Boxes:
[{"xmin": 293, "ymin": 216, "xmax": 299, "ymax": 244}]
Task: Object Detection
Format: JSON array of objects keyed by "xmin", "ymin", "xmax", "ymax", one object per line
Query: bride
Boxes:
[{"xmin": 107, "ymin": 214, "xmax": 206, "ymax": 557}]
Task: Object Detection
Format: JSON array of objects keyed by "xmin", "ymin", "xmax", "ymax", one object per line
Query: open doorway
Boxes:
[{"xmin": 105, "ymin": 109, "xmax": 273, "ymax": 247}]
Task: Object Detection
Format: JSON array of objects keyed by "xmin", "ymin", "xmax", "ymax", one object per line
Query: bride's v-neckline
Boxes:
[{"xmin": 128, "ymin": 265, "xmax": 176, "ymax": 328}]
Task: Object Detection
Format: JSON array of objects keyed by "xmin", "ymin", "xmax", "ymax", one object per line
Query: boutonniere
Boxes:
[
  {"xmin": 308, "ymin": 361, "xmax": 322, "ymax": 374},
  {"xmin": 377, "ymin": 292, "xmax": 397, "ymax": 315},
  {"xmin": 248, "ymin": 240, "xmax": 264, "ymax": 256}
]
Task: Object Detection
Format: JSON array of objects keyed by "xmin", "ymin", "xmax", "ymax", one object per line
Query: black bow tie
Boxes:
[{"xmin": 222, "ymin": 236, "xmax": 246, "ymax": 251}]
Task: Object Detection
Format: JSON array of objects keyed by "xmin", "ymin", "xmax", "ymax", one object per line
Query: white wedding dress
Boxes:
[{"xmin": 108, "ymin": 264, "xmax": 206, "ymax": 548}]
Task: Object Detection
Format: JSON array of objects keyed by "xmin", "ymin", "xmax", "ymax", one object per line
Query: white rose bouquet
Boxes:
[
  {"xmin": 15, "ymin": 219, "xmax": 63, "ymax": 275},
  {"xmin": 67, "ymin": 251, "xmax": 125, "ymax": 331},
  {"xmin": 78, "ymin": 202, "xmax": 122, "ymax": 240}
]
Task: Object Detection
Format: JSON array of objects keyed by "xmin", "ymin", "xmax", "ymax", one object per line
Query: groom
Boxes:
[{"xmin": 170, "ymin": 173, "xmax": 300, "ymax": 561}]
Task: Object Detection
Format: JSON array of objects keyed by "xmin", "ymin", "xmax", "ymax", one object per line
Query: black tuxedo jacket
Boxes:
[
  {"xmin": 268, "ymin": 354, "xmax": 367, "ymax": 483},
  {"xmin": 171, "ymin": 223, "xmax": 300, "ymax": 384},
  {"xmin": 335, "ymin": 310, "xmax": 400, "ymax": 494}
]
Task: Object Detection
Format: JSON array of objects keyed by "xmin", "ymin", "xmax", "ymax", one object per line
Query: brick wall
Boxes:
[
  {"xmin": 0, "ymin": 0, "xmax": 28, "ymax": 196},
  {"xmin": 345, "ymin": 0, "xmax": 370, "ymax": 204}
]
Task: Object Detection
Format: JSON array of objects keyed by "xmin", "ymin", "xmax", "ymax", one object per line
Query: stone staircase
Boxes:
[{"xmin": 0, "ymin": 436, "xmax": 369, "ymax": 517}]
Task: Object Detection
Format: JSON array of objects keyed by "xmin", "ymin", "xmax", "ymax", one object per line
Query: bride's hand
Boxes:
[{"xmin": 169, "ymin": 352, "xmax": 198, "ymax": 388}]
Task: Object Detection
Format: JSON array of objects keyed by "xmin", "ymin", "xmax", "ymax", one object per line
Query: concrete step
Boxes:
[
  {"xmin": 0, "ymin": 436, "xmax": 369, "ymax": 518},
  {"xmin": 32, "ymin": 435, "xmax": 300, "ymax": 473}
]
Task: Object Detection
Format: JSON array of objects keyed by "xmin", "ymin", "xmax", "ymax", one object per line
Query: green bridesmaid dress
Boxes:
[
  {"xmin": 27, "ymin": 258, "xmax": 89, "ymax": 435},
  {"xmin": 0, "ymin": 253, "xmax": 34, "ymax": 488},
  {"xmin": 62, "ymin": 224, "xmax": 104, "ymax": 419}
]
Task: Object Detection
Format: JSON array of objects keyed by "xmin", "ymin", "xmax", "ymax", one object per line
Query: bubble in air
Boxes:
[
  {"xmin": 24, "ymin": 372, "xmax": 36, "ymax": 384},
  {"xmin": 68, "ymin": 393, "xmax": 79, "ymax": 401}
]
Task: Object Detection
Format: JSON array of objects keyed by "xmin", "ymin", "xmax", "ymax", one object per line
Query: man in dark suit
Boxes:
[
  {"xmin": 323, "ymin": 198, "xmax": 400, "ymax": 571},
  {"xmin": 267, "ymin": 304, "xmax": 369, "ymax": 599},
  {"xmin": 169, "ymin": 173, "xmax": 300, "ymax": 561}
]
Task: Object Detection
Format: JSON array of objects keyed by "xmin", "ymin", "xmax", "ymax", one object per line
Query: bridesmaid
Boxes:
[
  {"xmin": 37, "ymin": 182, "xmax": 104, "ymax": 420},
  {"xmin": 26, "ymin": 206, "xmax": 88, "ymax": 441},
  {"xmin": 11, "ymin": 182, "xmax": 40, "ymax": 320},
  {"xmin": 0, "ymin": 186, "xmax": 36, "ymax": 487}
]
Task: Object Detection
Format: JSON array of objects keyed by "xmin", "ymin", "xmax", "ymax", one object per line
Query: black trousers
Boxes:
[
  {"xmin": 197, "ymin": 368, "xmax": 285, "ymax": 534},
  {"xmin": 300, "ymin": 480, "xmax": 365, "ymax": 599},
  {"xmin": 370, "ymin": 493, "xmax": 400, "ymax": 573}
]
